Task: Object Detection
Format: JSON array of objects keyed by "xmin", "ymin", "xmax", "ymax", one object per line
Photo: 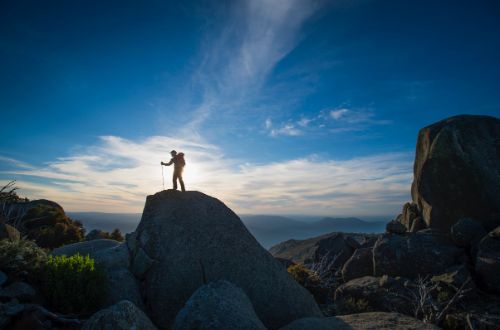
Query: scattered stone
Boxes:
[
  {"xmin": 386, "ymin": 220, "xmax": 406, "ymax": 234},
  {"xmin": 373, "ymin": 230, "xmax": 461, "ymax": 278},
  {"xmin": 475, "ymin": 227, "xmax": 500, "ymax": 293},
  {"xmin": 279, "ymin": 313, "xmax": 440, "ymax": 330},
  {"xmin": 3, "ymin": 301, "xmax": 24, "ymax": 316},
  {"xmin": 83, "ymin": 300, "xmax": 157, "ymax": 330},
  {"xmin": 341, "ymin": 248, "xmax": 373, "ymax": 282},
  {"xmin": 133, "ymin": 190, "xmax": 321, "ymax": 329},
  {"xmin": 172, "ymin": 280, "xmax": 266, "ymax": 330},
  {"xmin": 0, "ymin": 282, "xmax": 36, "ymax": 301},
  {"xmin": 450, "ymin": 217, "xmax": 486, "ymax": 247},
  {"xmin": 411, "ymin": 115, "xmax": 500, "ymax": 232}
]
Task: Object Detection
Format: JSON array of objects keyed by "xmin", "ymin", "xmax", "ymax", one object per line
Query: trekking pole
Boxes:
[{"xmin": 161, "ymin": 163, "xmax": 165, "ymax": 190}]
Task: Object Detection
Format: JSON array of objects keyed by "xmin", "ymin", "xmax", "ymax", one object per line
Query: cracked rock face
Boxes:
[
  {"xmin": 131, "ymin": 190, "xmax": 321, "ymax": 329},
  {"xmin": 411, "ymin": 115, "xmax": 500, "ymax": 232}
]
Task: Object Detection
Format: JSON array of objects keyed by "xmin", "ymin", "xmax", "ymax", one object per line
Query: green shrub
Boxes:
[
  {"xmin": 287, "ymin": 264, "xmax": 320, "ymax": 287},
  {"xmin": 0, "ymin": 239, "xmax": 47, "ymax": 282},
  {"xmin": 339, "ymin": 297, "xmax": 374, "ymax": 314},
  {"xmin": 25, "ymin": 204, "xmax": 85, "ymax": 249},
  {"xmin": 42, "ymin": 254, "xmax": 107, "ymax": 314}
]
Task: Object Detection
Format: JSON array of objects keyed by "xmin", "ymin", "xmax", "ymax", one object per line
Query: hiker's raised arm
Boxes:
[{"xmin": 164, "ymin": 159, "xmax": 173, "ymax": 166}]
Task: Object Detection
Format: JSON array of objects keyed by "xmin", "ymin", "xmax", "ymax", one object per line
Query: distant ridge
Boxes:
[{"xmin": 69, "ymin": 212, "xmax": 386, "ymax": 249}]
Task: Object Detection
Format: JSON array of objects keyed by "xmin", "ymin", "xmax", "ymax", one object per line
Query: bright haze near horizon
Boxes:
[{"xmin": 1, "ymin": 0, "xmax": 499, "ymax": 216}]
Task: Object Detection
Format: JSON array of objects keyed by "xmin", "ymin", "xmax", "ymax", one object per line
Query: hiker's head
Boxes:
[{"xmin": 170, "ymin": 150, "xmax": 177, "ymax": 156}]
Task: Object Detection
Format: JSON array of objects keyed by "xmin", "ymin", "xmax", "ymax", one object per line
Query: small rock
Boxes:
[
  {"xmin": 0, "ymin": 282, "xmax": 36, "ymax": 301},
  {"xmin": 409, "ymin": 217, "xmax": 426, "ymax": 232},
  {"xmin": 475, "ymin": 227, "xmax": 500, "ymax": 293},
  {"xmin": 386, "ymin": 220, "xmax": 406, "ymax": 234},
  {"xmin": 341, "ymin": 248, "xmax": 373, "ymax": 282},
  {"xmin": 450, "ymin": 217, "xmax": 486, "ymax": 247},
  {"xmin": 373, "ymin": 230, "xmax": 461, "ymax": 278},
  {"xmin": 3, "ymin": 301, "xmax": 25, "ymax": 316},
  {"xmin": 279, "ymin": 313, "xmax": 440, "ymax": 330},
  {"xmin": 83, "ymin": 300, "xmax": 157, "ymax": 330},
  {"xmin": 172, "ymin": 280, "xmax": 266, "ymax": 330}
]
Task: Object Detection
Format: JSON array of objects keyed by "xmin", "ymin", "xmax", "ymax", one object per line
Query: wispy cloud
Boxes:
[
  {"xmin": 1, "ymin": 135, "xmax": 412, "ymax": 215},
  {"xmin": 182, "ymin": 0, "xmax": 322, "ymax": 134},
  {"xmin": 265, "ymin": 106, "xmax": 391, "ymax": 137}
]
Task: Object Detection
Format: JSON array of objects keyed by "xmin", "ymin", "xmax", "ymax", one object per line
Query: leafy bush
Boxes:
[
  {"xmin": 287, "ymin": 264, "xmax": 320, "ymax": 287},
  {"xmin": 0, "ymin": 238, "xmax": 47, "ymax": 281},
  {"xmin": 42, "ymin": 254, "xmax": 107, "ymax": 314},
  {"xmin": 86, "ymin": 228, "xmax": 124, "ymax": 242},
  {"xmin": 26, "ymin": 204, "xmax": 85, "ymax": 249},
  {"xmin": 339, "ymin": 297, "xmax": 374, "ymax": 314}
]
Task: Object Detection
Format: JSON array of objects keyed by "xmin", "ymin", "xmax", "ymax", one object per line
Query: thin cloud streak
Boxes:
[
  {"xmin": 183, "ymin": 0, "xmax": 322, "ymax": 134},
  {"xmin": 2, "ymin": 135, "xmax": 413, "ymax": 215}
]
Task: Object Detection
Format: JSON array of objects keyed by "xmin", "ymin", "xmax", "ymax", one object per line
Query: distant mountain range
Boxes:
[{"xmin": 68, "ymin": 212, "xmax": 387, "ymax": 249}]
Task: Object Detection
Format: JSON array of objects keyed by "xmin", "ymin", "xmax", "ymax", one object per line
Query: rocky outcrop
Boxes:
[
  {"xmin": 334, "ymin": 276, "xmax": 411, "ymax": 315},
  {"xmin": 279, "ymin": 313, "xmax": 440, "ymax": 330},
  {"xmin": 83, "ymin": 300, "xmax": 156, "ymax": 330},
  {"xmin": 475, "ymin": 227, "xmax": 500, "ymax": 293},
  {"xmin": 373, "ymin": 230, "xmax": 461, "ymax": 278},
  {"xmin": 269, "ymin": 232, "xmax": 376, "ymax": 265},
  {"xmin": 341, "ymin": 248, "xmax": 373, "ymax": 282},
  {"xmin": 411, "ymin": 115, "xmax": 500, "ymax": 232},
  {"xmin": 130, "ymin": 190, "xmax": 321, "ymax": 329},
  {"xmin": 386, "ymin": 220, "xmax": 406, "ymax": 234},
  {"xmin": 172, "ymin": 280, "xmax": 266, "ymax": 330}
]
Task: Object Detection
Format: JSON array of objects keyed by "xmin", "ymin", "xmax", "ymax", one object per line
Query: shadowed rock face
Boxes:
[
  {"xmin": 411, "ymin": 115, "xmax": 500, "ymax": 232},
  {"xmin": 131, "ymin": 190, "xmax": 321, "ymax": 329}
]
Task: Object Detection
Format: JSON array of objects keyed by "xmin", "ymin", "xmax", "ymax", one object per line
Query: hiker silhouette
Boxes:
[{"xmin": 161, "ymin": 150, "xmax": 186, "ymax": 192}]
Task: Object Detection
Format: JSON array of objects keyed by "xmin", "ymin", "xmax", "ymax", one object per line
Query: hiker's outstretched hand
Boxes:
[{"xmin": 161, "ymin": 161, "xmax": 164, "ymax": 165}]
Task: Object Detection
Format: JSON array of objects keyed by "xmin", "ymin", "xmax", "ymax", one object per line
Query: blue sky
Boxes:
[{"xmin": 1, "ymin": 0, "xmax": 499, "ymax": 214}]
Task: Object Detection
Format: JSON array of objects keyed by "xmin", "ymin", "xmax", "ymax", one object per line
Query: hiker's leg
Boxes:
[
  {"xmin": 178, "ymin": 172, "xmax": 185, "ymax": 192},
  {"xmin": 172, "ymin": 173, "xmax": 178, "ymax": 190}
]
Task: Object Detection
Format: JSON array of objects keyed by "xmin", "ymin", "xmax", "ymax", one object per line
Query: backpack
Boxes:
[{"xmin": 177, "ymin": 153, "xmax": 186, "ymax": 167}]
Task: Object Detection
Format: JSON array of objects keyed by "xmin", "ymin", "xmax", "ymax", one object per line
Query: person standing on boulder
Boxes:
[{"xmin": 161, "ymin": 150, "xmax": 186, "ymax": 192}]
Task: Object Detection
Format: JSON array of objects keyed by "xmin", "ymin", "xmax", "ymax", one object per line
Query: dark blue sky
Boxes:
[{"xmin": 1, "ymin": 0, "xmax": 499, "ymax": 213}]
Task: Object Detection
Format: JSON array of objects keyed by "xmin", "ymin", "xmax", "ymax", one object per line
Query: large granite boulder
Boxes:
[
  {"xmin": 83, "ymin": 300, "xmax": 156, "ymax": 330},
  {"xmin": 172, "ymin": 280, "xmax": 266, "ymax": 330},
  {"xmin": 334, "ymin": 276, "xmax": 411, "ymax": 315},
  {"xmin": 130, "ymin": 190, "xmax": 321, "ymax": 329},
  {"xmin": 411, "ymin": 115, "xmax": 500, "ymax": 232},
  {"xmin": 373, "ymin": 230, "xmax": 462, "ymax": 278},
  {"xmin": 279, "ymin": 313, "xmax": 440, "ymax": 330},
  {"xmin": 341, "ymin": 248, "xmax": 373, "ymax": 282},
  {"xmin": 475, "ymin": 227, "xmax": 500, "ymax": 293}
]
